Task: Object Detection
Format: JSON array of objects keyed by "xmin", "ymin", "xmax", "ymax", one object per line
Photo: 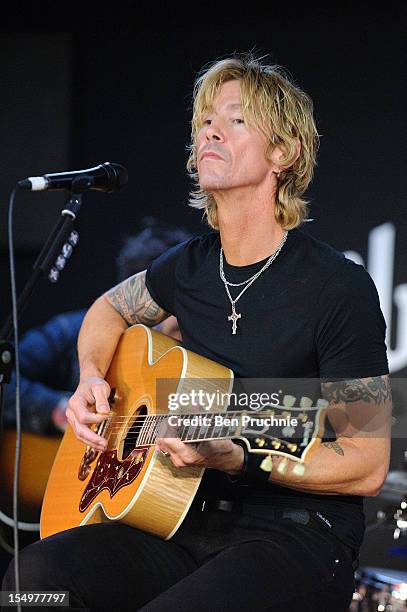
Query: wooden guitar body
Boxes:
[{"xmin": 41, "ymin": 325, "xmax": 233, "ymax": 540}]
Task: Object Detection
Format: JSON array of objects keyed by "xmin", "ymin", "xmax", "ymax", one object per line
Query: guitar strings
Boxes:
[
  {"xmin": 93, "ymin": 411, "xmax": 305, "ymax": 448},
  {"xmin": 90, "ymin": 407, "xmax": 306, "ymax": 421},
  {"xmin": 80, "ymin": 410, "xmax": 312, "ymax": 449},
  {"xmin": 104, "ymin": 422, "xmax": 303, "ymax": 447},
  {"xmin": 102, "ymin": 426, "xmax": 288, "ymax": 446},
  {"xmin": 104, "ymin": 410, "xmax": 307, "ymax": 435},
  {"xmin": 101, "ymin": 432, "xmax": 293, "ymax": 452},
  {"xmin": 93, "ymin": 408, "xmax": 301, "ymax": 427},
  {"xmin": 104, "ymin": 415, "xmax": 251, "ymax": 444},
  {"xmin": 101, "ymin": 412, "xmax": 309, "ymax": 442}
]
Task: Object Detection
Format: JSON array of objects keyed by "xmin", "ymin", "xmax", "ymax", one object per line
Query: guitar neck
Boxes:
[{"xmin": 135, "ymin": 408, "xmax": 318, "ymax": 447}]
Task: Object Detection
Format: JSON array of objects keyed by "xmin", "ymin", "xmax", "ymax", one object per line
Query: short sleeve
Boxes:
[
  {"xmin": 314, "ymin": 263, "xmax": 389, "ymax": 379},
  {"xmin": 145, "ymin": 240, "xmax": 190, "ymax": 315}
]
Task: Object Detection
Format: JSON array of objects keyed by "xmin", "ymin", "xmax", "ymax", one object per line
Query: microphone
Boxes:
[{"xmin": 17, "ymin": 162, "xmax": 128, "ymax": 193}]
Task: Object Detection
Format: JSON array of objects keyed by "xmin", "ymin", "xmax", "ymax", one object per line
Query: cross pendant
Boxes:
[{"xmin": 228, "ymin": 308, "xmax": 241, "ymax": 334}]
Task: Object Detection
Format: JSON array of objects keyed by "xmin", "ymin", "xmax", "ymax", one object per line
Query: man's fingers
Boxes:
[
  {"xmin": 89, "ymin": 382, "xmax": 111, "ymax": 414},
  {"xmin": 66, "ymin": 414, "xmax": 107, "ymax": 451},
  {"xmin": 155, "ymin": 438, "xmax": 237, "ymax": 470},
  {"xmin": 74, "ymin": 423, "xmax": 107, "ymax": 451},
  {"xmin": 66, "ymin": 377, "xmax": 111, "ymax": 451},
  {"xmin": 157, "ymin": 437, "xmax": 187, "ymax": 454},
  {"xmin": 156, "ymin": 438, "xmax": 199, "ymax": 467},
  {"xmin": 68, "ymin": 396, "xmax": 108, "ymax": 425},
  {"xmin": 78, "ymin": 408, "xmax": 108, "ymax": 425}
]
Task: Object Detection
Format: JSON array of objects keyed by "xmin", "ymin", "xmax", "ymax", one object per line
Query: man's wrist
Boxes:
[
  {"xmin": 79, "ymin": 367, "xmax": 105, "ymax": 380},
  {"xmin": 224, "ymin": 443, "xmax": 245, "ymax": 476},
  {"xmin": 227, "ymin": 440, "xmax": 271, "ymax": 485}
]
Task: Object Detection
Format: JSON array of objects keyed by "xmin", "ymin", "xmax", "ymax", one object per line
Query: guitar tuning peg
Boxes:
[
  {"xmin": 260, "ymin": 456, "xmax": 273, "ymax": 472},
  {"xmin": 282, "ymin": 395, "xmax": 296, "ymax": 408},
  {"xmin": 286, "ymin": 443, "xmax": 298, "ymax": 453},
  {"xmin": 277, "ymin": 458, "xmax": 288, "ymax": 474},
  {"xmin": 255, "ymin": 437, "xmax": 266, "ymax": 448},
  {"xmin": 316, "ymin": 398, "xmax": 329, "ymax": 409},
  {"xmin": 300, "ymin": 397, "xmax": 313, "ymax": 408},
  {"xmin": 293, "ymin": 463, "xmax": 306, "ymax": 476}
]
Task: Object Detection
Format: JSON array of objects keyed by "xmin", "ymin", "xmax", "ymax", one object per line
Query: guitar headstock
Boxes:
[{"xmin": 237, "ymin": 395, "xmax": 328, "ymax": 465}]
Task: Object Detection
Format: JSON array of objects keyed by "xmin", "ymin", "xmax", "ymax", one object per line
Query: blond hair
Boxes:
[{"xmin": 187, "ymin": 54, "xmax": 319, "ymax": 230}]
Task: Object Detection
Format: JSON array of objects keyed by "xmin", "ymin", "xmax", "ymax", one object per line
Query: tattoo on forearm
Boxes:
[
  {"xmin": 321, "ymin": 376, "xmax": 392, "ymax": 405},
  {"xmin": 323, "ymin": 441, "xmax": 344, "ymax": 456},
  {"xmin": 105, "ymin": 270, "xmax": 169, "ymax": 326}
]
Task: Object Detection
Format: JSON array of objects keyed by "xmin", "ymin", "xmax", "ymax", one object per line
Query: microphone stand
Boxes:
[{"xmin": 0, "ymin": 183, "xmax": 86, "ymax": 420}]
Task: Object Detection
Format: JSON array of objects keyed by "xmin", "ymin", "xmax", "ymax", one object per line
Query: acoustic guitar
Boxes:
[{"xmin": 41, "ymin": 325, "xmax": 326, "ymax": 540}]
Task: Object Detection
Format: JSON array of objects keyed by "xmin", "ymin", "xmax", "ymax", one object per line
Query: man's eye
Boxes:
[
  {"xmin": 232, "ymin": 118, "xmax": 244, "ymax": 124},
  {"xmin": 202, "ymin": 118, "xmax": 212, "ymax": 125}
]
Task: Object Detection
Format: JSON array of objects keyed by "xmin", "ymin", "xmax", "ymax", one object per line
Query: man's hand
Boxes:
[
  {"xmin": 66, "ymin": 376, "xmax": 110, "ymax": 452},
  {"xmin": 155, "ymin": 437, "xmax": 244, "ymax": 475}
]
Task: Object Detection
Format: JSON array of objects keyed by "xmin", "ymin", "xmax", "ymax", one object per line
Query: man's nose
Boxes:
[{"xmin": 205, "ymin": 121, "xmax": 224, "ymax": 141}]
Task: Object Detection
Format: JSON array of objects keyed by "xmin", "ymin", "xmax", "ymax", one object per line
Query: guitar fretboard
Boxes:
[
  {"xmin": 131, "ymin": 409, "xmax": 313, "ymax": 447},
  {"xmin": 136, "ymin": 413, "xmax": 238, "ymax": 446}
]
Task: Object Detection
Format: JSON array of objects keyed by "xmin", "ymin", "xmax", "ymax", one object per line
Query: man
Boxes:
[{"xmin": 3, "ymin": 54, "xmax": 391, "ymax": 611}]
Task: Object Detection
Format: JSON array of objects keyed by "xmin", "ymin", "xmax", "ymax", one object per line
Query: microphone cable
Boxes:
[{"xmin": 5, "ymin": 187, "xmax": 23, "ymax": 611}]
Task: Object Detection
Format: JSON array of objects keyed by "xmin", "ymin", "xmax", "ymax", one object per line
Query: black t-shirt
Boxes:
[{"xmin": 145, "ymin": 227, "xmax": 389, "ymax": 548}]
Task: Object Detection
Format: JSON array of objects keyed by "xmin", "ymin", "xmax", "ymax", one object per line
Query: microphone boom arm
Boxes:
[{"xmin": 0, "ymin": 192, "xmax": 83, "ymax": 344}]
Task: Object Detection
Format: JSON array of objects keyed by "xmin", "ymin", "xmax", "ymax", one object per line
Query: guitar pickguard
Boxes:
[{"xmin": 79, "ymin": 448, "xmax": 149, "ymax": 513}]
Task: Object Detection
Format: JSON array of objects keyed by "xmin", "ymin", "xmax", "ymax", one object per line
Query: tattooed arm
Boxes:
[
  {"xmin": 66, "ymin": 271, "xmax": 170, "ymax": 449},
  {"xmin": 104, "ymin": 270, "xmax": 169, "ymax": 328},
  {"xmin": 77, "ymin": 270, "xmax": 169, "ymax": 379},
  {"xmin": 268, "ymin": 375, "xmax": 392, "ymax": 496}
]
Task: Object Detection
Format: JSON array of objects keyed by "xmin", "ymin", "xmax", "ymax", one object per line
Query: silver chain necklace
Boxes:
[{"xmin": 219, "ymin": 231, "xmax": 288, "ymax": 334}]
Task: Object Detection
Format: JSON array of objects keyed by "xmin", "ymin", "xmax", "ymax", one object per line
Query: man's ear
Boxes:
[{"xmin": 270, "ymin": 138, "xmax": 301, "ymax": 173}]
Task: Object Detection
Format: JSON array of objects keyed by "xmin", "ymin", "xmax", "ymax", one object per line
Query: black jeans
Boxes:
[{"xmin": 2, "ymin": 501, "xmax": 356, "ymax": 611}]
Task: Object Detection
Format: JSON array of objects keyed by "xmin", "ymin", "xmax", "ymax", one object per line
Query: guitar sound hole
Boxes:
[{"xmin": 122, "ymin": 405, "xmax": 148, "ymax": 460}]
